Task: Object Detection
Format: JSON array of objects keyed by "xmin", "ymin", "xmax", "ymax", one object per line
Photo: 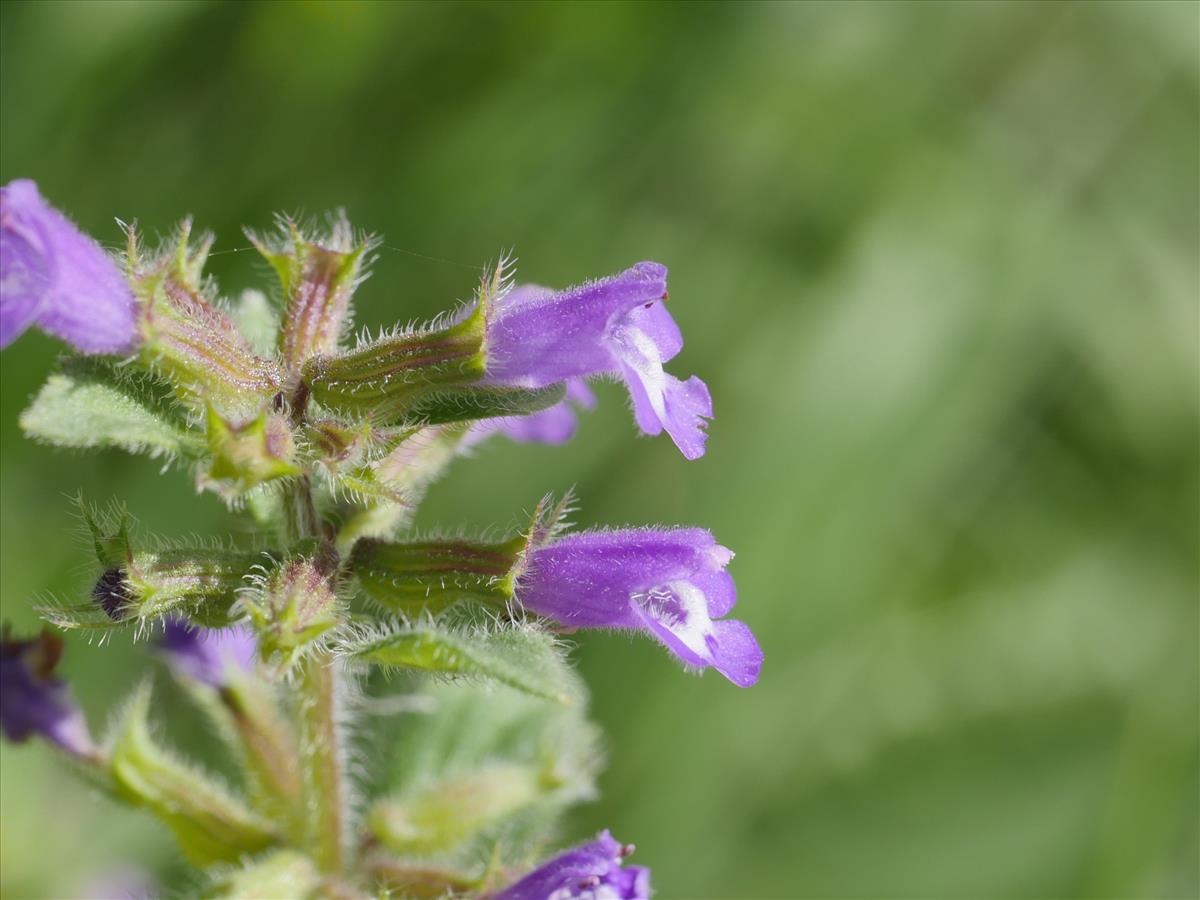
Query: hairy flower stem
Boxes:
[
  {"xmin": 284, "ymin": 476, "xmax": 323, "ymax": 545},
  {"xmin": 285, "ymin": 474, "xmax": 350, "ymax": 875},
  {"xmin": 218, "ymin": 678, "xmax": 304, "ymax": 841},
  {"xmin": 299, "ymin": 650, "xmax": 349, "ymax": 875}
]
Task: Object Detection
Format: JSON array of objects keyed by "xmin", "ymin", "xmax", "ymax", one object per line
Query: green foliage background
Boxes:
[{"xmin": 1, "ymin": 2, "xmax": 1196, "ymax": 897}]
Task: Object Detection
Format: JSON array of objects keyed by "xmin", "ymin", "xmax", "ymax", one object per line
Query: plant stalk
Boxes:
[
  {"xmin": 299, "ymin": 650, "xmax": 349, "ymax": 874},
  {"xmin": 286, "ymin": 474, "xmax": 350, "ymax": 875}
]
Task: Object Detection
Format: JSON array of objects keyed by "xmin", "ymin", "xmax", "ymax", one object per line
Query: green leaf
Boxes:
[
  {"xmin": 378, "ymin": 679, "xmax": 602, "ymax": 868},
  {"xmin": 342, "ymin": 623, "xmax": 578, "ymax": 705},
  {"xmin": 108, "ymin": 683, "xmax": 282, "ymax": 867},
  {"xmin": 368, "ymin": 762, "xmax": 542, "ymax": 854},
  {"xmin": 19, "ymin": 359, "xmax": 202, "ymax": 459}
]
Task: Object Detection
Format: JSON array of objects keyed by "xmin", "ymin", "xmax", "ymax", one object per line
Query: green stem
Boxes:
[
  {"xmin": 285, "ymin": 474, "xmax": 350, "ymax": 875},
  {"xmin": 284, "ymin": 475, "xmax": 322, "ymax": 544},
  {"xmin": 219, "ymin": 677, "xmax": 305, "ymax": 842},
  {"xmin": 300, "ymin": 650, "xmax": 349, "ymax": 874}
]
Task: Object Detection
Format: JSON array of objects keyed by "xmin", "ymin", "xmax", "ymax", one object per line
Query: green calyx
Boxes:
[
  {"xmin": 247, "ymin": 215, "xmax": 376, "ymax": 376},
  {"xmin": 133, "ymin": 220, "xmax": 283, "ymax": 418},
  {"xmin": 303, "ymin": 305, "xmax": 488, "ymax": 424},
  {"xmin": 350, "ymin": 535, "xmax": 528, "ymax": 615}
]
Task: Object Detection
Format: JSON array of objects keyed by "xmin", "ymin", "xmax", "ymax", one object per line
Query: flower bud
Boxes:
[
  {"xmin": 303, "ymin": 304, "xmax": 486, "ymax": 423},
  {"xmin": 0, "ymin": 179, "xmax": 138, "ymax": 354},
  {"xmin": 242, "ymin": 558, "xmax": 341, "ymax": 664},
  {"xmin": 90, "ymin": 547, "xmax": 263, "ymax": 627}
]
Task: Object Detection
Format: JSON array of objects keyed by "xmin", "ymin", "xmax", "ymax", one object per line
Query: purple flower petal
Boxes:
[
  {"xmin": 0, "ymin": 216, "xmax": 49, "ymax": 346},
  {"xmin": 484, "ymin": 264, "xmax": 668, "ymax": 388},
  {"xmin": 483, "ymin": 262, "xmax": 712, "ymax": 459},
  {"xmin": 0, "ymin": 630, "xmax": 94, "ymax": 757},
  {"xmin": 0, "ymin": 179, "xmax": 137, "ymax": 354},
  {"xmin": 517, "ymin": 528, "xmax": 761, "ymax": 687},
  {"xmin": 466, "ymin": 378, "xmax": 597, "ymax": 447},
  {"xmin": 157, "ymin": 618, "xmax": 257, "ymax": 687},
  {"xmin": 493, "ymin": 830, "xmax": 650, "ymax": 900}
]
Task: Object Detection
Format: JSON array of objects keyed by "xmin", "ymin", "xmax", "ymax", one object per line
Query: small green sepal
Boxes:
[{"xmin": 202, "ymin": 406, "xmax": 302, "ymax": 497}]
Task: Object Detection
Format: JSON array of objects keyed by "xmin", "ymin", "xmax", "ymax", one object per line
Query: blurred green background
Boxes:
[{"xmin": 1, "ymin": 1, "xmax": 1197, "ymax": 897}]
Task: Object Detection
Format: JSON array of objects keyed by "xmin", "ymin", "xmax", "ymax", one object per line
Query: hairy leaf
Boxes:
[
  {"xmin": 19, "ymin": 359, "xmax": 202, "ymax": 459},
  {"xmin": 343, "ymin": 623, "xmax": 577, "ymax": 705},
  {"xmin": 109, "ymin": 683, "xmax": 281, "ymax": 867},
  {"xmin": 378, "ymin": 679, "xmax": 602, "ymax": 869}
]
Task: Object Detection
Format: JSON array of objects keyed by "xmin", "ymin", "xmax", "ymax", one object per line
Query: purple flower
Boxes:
[
  {"xmin": 0, "ymin": 179, "xmax": 137, "ymax": 353},
  {"xmin": 0, "ymin": 629, "xmax": 95, "ymax": 757},
  {"xmin": 465, "ymin": 378, "xmax": 597, "ymax": 448},
  {"xmin": 517, "ymin": 528, "xmax": 762, "ymax": 687},
  {"xmin": 484, "ymin": 266, "xmax": 713, "ymax": 459},
  {"xmin": 493, "ymin": 831, "xmax": 650, "ymax": 900},
  {"xmin": 157, "ymin": 618, "xmax": 257, "ymax": 687}
]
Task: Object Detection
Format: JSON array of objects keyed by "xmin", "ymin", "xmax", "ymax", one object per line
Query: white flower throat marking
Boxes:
[{"xmin": 630, "ymin": 580, "xmax": 715, "ymax": 661}]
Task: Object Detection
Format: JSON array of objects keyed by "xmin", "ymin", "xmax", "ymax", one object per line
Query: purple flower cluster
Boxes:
[
  {"xmin": 494, "ymin": 831, "xmax": 650, "ymax": 900},
  {"xmin": 0, "ymin": 183, "xmax": 766, "ymax": 893},
  {"xmin": 0, "ymin": 180, "xmax": 137, "ymax": 353}
]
